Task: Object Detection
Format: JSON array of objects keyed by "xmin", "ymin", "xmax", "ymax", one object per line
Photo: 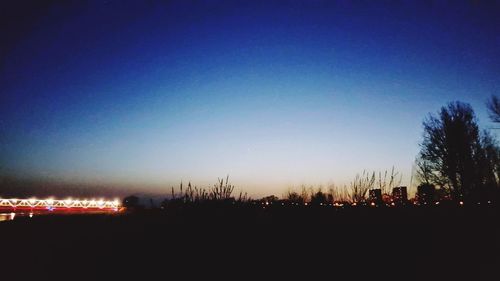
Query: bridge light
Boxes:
[{"xmin": 2, "ymin": 197, "xmax": 119, "ymax": 212}]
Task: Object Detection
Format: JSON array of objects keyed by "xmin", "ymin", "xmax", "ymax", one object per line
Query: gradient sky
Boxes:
[{"xmin": 1, "ymin": 0, "xmax": 499, "ymax": 197}]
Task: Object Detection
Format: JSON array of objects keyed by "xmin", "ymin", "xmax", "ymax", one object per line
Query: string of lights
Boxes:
[{"xmin": 0, "ymin": 197, "xmax": 121, "ymax": 211}]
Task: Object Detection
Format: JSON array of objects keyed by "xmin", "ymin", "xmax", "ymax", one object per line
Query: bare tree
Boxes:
[
  {"xmin": 487, "ymin": 95, "xmax": 500, "ymax": 123},
  {"xmin": 419, "ymin": 101, "xmax": 499, "ymax": 200},
  {"xmin": 285, "ymin": 190, "xmax": 304, "ymax": 204},
  {"xmin": 300, "ymin": 185, "xmax": 310, "ymax": 203}
]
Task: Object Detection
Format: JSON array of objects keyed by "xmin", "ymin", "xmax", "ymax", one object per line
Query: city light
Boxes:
[{"xmin": 0, "ymin": 197, "xmax": 121, "ymax": 212}]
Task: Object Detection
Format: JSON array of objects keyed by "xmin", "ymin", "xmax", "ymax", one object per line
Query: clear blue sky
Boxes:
[{"xmin": 1, "ymin": 1, "xmax": 499, "ymax": 197}]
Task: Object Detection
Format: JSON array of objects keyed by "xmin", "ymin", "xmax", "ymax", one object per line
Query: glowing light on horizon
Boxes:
[{"xmin": 0, "ymin": 197, "xmax": 121, "ymax": 211}]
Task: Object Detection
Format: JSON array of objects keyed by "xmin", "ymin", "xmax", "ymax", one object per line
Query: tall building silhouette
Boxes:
[
  {"xmin": 417, "ymin": 184, "xmax": 436, "ymax": 205},
  {"xmin": 392, "ymin": 186, "xmax": 408, "ymax": 205},
  {"xmin": 369, "ymin": 189, "xmax": 383, "ymax": 205}
]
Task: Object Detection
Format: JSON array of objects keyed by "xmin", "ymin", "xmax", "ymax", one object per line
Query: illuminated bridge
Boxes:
[{"xmin": 0, "ymin": 197, "xmax": 121, "ymax": 213}]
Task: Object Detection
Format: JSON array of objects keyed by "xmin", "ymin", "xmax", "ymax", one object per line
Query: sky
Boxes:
[{"xmin": 1, "ymin": 0, "xmax": 499, "ymax": 197}]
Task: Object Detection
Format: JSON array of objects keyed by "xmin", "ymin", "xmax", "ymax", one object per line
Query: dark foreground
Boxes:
[{"xmin": 2, "ymin": 205, "xmax": 499, "ymax": 280}]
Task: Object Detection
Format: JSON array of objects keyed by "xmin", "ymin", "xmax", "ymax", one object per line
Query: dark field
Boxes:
[{"xmin": 2, "ymin": 205, "xmax": 499, "ymax": 280}]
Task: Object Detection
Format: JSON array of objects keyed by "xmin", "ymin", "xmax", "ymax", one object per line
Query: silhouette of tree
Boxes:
[
  {"xmin": 414, "ymin": 157, "xmax": 447, "ymax": 188},
  {"xmin": 262, "ymin": 195, "xmax": 279, "ymax": 204},
  {"xmin": 310, "ymin": 190, "xmax": 328, "ymax": 205},
  {"xmin": 327, "ymin": 193, "xmax": 334, "ymax": 204},
  {"xmin": 487, "ymin": 95, "xmax": 500, "ymax": 123},
  {"xmin": 476, "ymin": 131, "xmax": 500, "ymax": 200},
  {"xmin": 285, "ymin": 191, "xmax": 304, "ymax": 204},
  {"xmin": 419, "ymin": 101, "xmax": 500, "ymax": 201},
  {"xmin": 300, "ymin": 185, "xmax": 310, "ymax": 203}
]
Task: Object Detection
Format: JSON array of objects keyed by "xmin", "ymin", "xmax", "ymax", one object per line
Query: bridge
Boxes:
[{"xmin": 0, "ymin": 197, "xmax": 121, "ymax": 213}]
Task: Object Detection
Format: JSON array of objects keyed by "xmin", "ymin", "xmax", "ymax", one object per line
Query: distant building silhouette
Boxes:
[
  {"xmin": 369, "ymin": 189, "xmax": 383, "ymax": 205},
  {"xmin": 392, "ymin": 186, "xmax": 408, "ymax": 205},
  {"xmin": 417, "ymin": 184, "xmax": 436, "ymax": 205}
]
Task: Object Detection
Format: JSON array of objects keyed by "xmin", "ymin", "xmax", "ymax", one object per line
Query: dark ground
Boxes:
[{"xmin": 1, "ymin": 205, "xmax": 499, "ymax": 280}]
